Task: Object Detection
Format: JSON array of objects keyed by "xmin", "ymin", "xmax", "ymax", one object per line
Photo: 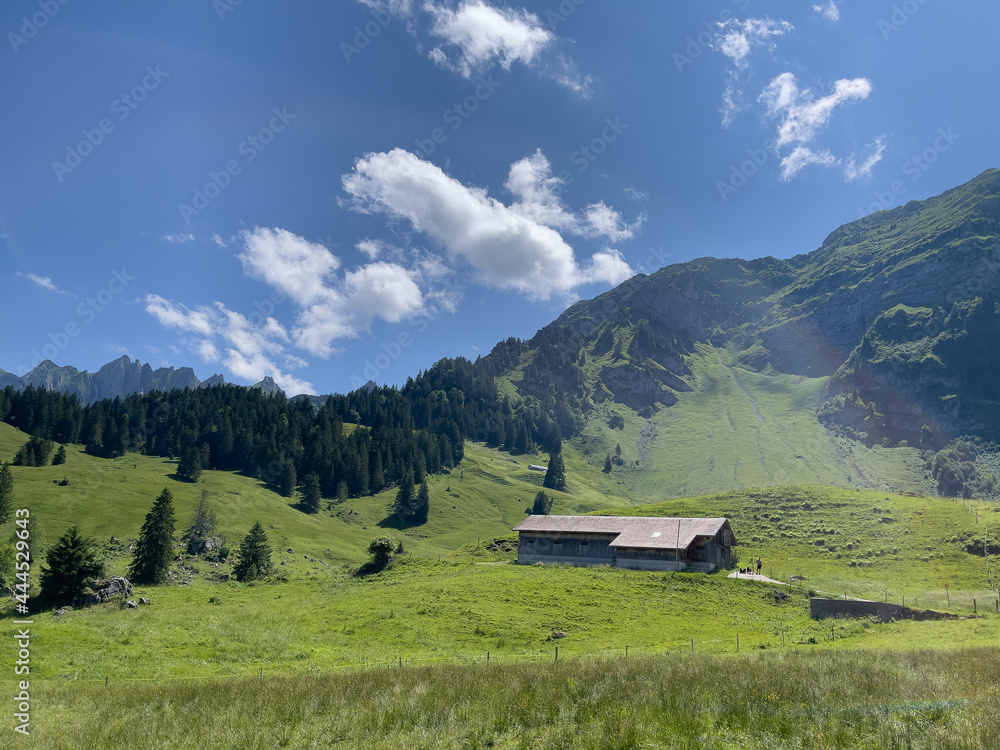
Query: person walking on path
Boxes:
[{"xmin": 756, "ymin": 557, "xmax": 762, "ymax": 576}]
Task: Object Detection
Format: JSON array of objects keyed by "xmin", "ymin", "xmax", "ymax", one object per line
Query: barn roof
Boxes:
[{"xmin": 513, "ymin": 516, "xmax": 735, "ymax": 550}]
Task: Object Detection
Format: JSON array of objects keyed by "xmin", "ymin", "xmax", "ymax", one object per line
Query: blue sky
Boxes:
[{"xmin": 2, "ymin": 0, "xmax": 998, "ymax": 395}]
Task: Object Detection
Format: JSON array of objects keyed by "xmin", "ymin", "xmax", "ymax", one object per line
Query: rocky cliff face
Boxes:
[{"xmin": 3, "ymin": 355, "xmax": 226, "ymax": 405}]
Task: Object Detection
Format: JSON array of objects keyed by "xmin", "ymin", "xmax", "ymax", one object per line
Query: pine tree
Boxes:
[
  {"xmin": 414, "ymin": 479, "xmax": 430, "ymax": 524},
  {"xmin": 543, "ymin": 453, "xmax": 566, "ymax": 492},
  {"xmin": 394, "ymin": 470, "xmax": 415, "ymax": 523},
  {"xmin": 604, "ymin": 454, "xmax": 612, "ymax": 473},
  {"xmin": 532, "ymin": 490, "xmax": 552, "ymax": 515},
  {"xmin": 278, "ymin": 458, "xmax": 297, "ymax": 498},
  {"xmin": 0, "ymin": 462, "xmax": 12, "ymax": 525},
  {"xmin": 177, "ymin": 445, "xmax": 203, "ymax": 482},
  {"xmin": 129, "ymin": 488, "xmax": 176, "ymax": 584},
  {"xmin": 182, "ymin": 490, "xmax": 217, "ymax": 555},
  {"xmin": 39, "ymin": 526, "xmax": 105, "ymax": 607},
  {"xmin": 337, "ymin": 479, "xmax": 349, "ymax": 503},
  {"xmin": 302, "ymin": 471, "xmax": 322, "ymax": 514},
  {"xmin": 51, "ymin": 445, "xmax": 67, "ymax": 466},
  {"xmin": 233, "ymin": 521, "xmax": 273, "ymax": 582}
]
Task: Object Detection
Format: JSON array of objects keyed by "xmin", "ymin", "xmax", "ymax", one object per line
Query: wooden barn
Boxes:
[{"xmin": 513, "ymin": 515, "xmax": 736, "ymax": 572}]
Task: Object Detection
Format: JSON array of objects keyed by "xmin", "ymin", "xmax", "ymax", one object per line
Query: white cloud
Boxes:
[
  {"xmin": 212, "ymin": 233, "xmax": 227, "ymax": 248},
  {"xmin": 143, "ymin": 294, "xmax": 314, "ymax": 395},
  {"xmin": 19, "ymin": 272, "xmax": 72, "ymax": 296},
  {"xmin": 714, "ymin": 17, "xmax": 793, "ymax": 72},
  {"xmin": 761, "ymin": 73, "xmax": 873, "ymax": 148},
  {"xmin": 845, "ymin": 135, "xmax": 888, "ymax": 181},
  {"xmin": 505, "ymin": 150, "xmax": 642, "ymax": 241},
  {"xmin": 162, "ymin": 233, "xmax": 196, "ymax": 243},
  {"xmin": 238, "ymin": 227, "xmax": 424, "ymax": 357},
  {"xmin": 424, "ymin": 0, "xmax": 552, "ymax": 77},
  {"xmin": 365, "ymin": 0, "xmax": 587, "ymax": 94},
  {"xmin": 342, "ymin": 148, "xmax": 635, "ymax": 299},
  {"xmin": 622, "ymin": 186, "xmax": 648, "ymax": 202},
  {"xmin": 779, "ymin": 146, "xmax": 839, "ymax": 181},
  {"xmin": 238, "ymin": 228, "xmax": 341, "ymax": 308},
  {"xmin": 813, "ymin": 2, "xmax": 840, "ymax": 22},
  {"xmin": 712, "ymin": 17, "xmax": 793, "ymax": 128},
  {"xmin": 357, "ymin": 239, "xmax": 384, "ymax": 259}
]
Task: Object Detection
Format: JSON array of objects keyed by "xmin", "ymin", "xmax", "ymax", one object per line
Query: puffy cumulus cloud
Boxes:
[
  {"xmin": 813, "ymin": 2, "xmax": 840, "ymax": 22},
  {"xmin": 143, "ymin": 294, "xmax": 314, "ymax": 395},
  {"xmin": 424, "ymin": 0, "xmax": 552, "ymax": 77},
  {"xmin": 238, "ymin": 228, "xmax": 341, "ymax": 307},
  {"xmin": 761, "ymin": 73, "xmax": 872, "ymax": 148},
  {"xmin": 237, "ymin": 227, "xmax": 424, "ymax": 357},
  {"xmin": 362, "ymin": 0, "xmax": 588, "ymax": 95},
  {"xmin": 845, "ymin": 135, "xmax": 888, "ymax": 181},
  {"xmin": 759, "ymin": 72, "xmax": 874, "ymax": 181},
  {"xmin": 342, "ymin": 147, "xmax": 636, "ymax": 299}
]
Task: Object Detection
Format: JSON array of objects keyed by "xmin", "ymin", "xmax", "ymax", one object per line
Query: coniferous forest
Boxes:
[{"xmin": 0, "ymin": 338, "xmax": 571, "ymax": 502}]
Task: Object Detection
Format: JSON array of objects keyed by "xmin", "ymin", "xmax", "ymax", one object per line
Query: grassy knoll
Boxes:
[{"xmin": 24, "ymin": 648, "xmax": 1000, "ymax": 748}]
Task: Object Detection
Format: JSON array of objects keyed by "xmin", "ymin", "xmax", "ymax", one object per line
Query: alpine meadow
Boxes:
[{"xmin": 3, "ymin": 2, "xmax": 1000, "ymax": 748}]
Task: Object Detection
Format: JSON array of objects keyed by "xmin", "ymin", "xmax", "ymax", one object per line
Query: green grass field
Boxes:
[{"xmin": 3, "ymin": 414, "xmax": 1000, "ymax": 746}]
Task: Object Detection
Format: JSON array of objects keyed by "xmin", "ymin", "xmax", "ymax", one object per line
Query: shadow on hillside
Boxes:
[{"xmin": 376, "ymin": 513, "xmax": 428, "ymax": 530}]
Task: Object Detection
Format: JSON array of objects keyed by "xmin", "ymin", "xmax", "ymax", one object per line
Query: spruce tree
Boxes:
[
  {"xmin": 0, "ymin": 462, "xmax": 12, "ymax": 525},
  {"xmin": 39, "ymin": 526, "xmax": 105, "ymax": 607},
  {"xmin": 177, "ymin": 445, "xmax": 203, "ymax": 482},
  {"xmin": 234, "ymin": 521, "xmax": 273, "ymax": 582},
  {"xmin": 532, "ymin": 490, "xmax": 552, "ymax": 515},
  {"xmin": 604, "ymin": 454, "xmax": 612, "ymax": 473},
  {"xmin": 394, "ymin": 469, "xmax": 415, "ymax": 523},
  {"xmin": 182, "ymin": 490, "xmax": 217, "ymax": 555},
  {"xmin": 52, "ymin": 445, "xmax": 67, "ymax": 466},
  {"xmin": 278, "ymin": 458, "xmax": 297, "ymax": 498},
  {"xmin": 129, "ymin": 488, "xmax": 176, "ymax": 584},
  {"xmin": 302, "ymin": 471, "xmax": 322, "ymax": 514},
  {"xmin": 543, "ymin": 453, "xmax": 566, "ymax": 492},
  {"xmin": 414, "ymin": 479, "xmax": 430, "ymax": 524}
]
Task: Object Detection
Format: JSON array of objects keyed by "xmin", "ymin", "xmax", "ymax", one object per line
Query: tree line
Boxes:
[{"xmin": 0, "ymin": 337, "xmax": 570, "ymax": 505}]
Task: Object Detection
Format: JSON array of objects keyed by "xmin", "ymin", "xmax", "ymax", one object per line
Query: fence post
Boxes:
[
  {"xmin": 691, "ymin": 639, "xmax": 694, "ymax": 655},
  {"xmin": 555, "ymin": 647, "xmax": 558, "ymax": 662},
  {"xmin": 399, "ymin": 656, "xmax": 402, "ymax": 669},
  {"xmin": 781, "ymin": 628, "xmax": 785, "ymax": 647},
  {"xmin": 831, "ymin": 622, "xmax": 834, "ymax": 641},
  {"xmin": 487, "ymin": 651, "xmax": 490, "ymax": 665},
  {"xmin": 105, "ymin": 676, "xmax": 108, "ymax": 688},
  {"xmin": 625, "ymin": 646, "xmax": 628, "ymax": 659},
  {"xmin": 974, "ymin": 599, "xmax": 977, "ymax": 614},
  {"xmin": 736, "ymin": 634, "xmax": 739, "ymax": 652}
]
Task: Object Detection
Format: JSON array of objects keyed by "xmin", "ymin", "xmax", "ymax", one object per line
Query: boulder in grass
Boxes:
[{"xmin": 82, "ymin": 576, "xmax": 134, "ymax": 605}]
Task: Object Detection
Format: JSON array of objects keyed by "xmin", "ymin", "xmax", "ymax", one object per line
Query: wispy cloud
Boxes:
[
  {"xmin": 162, "ymin": 232, "xmax": 196, "ymax": 243},
  {"xmin": 845, "ymin": 135, "xmax": 888, "ymax": 181},
  {"xmin": 144, "ymin": 293, "xmax": 315, "ymax": 395},
  {"xmin": 813, "ymin": 2, "xmax": 840, "ymax": 22},
  {"xmin": 18, "ymin": 272, "xmax": 74, "ymax": 297},
  {"xmin": 712, "ymin": 17, "xmax": 794, "ymax": 128},
  {"xmin": 760, "ymin": 72, "xmax": 875, "ymax": 181}
]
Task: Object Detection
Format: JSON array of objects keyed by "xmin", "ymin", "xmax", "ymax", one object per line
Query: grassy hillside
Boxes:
[
  {"xmin": 598, "ymin": 485, "xmax": 997, "ymax": 608},
  {"xmin": 568, "ymin": 345, "xmax": 935, "ymax": 501},
  {"xmin": 0, "ymin": 421, "xmax": 630, "ymax": 569}
]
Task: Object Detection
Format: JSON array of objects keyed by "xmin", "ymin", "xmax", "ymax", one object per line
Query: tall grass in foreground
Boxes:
[{"xmin": 32, "ymin": 648, "xmax": 1000, "ymax": 749}]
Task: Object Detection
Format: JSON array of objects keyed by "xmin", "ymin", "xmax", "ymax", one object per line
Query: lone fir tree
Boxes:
[
  {"xmin": 234, "ymin": 521, "xmax": 273, "ymax": 582},
  {"xmin": 40, "ymin": 526, "xmax": 105, "ymax": 607},
  {"xmin": 543, "ymin": 453, "xmax": 567, "ymax": 492},
  {"xmin": 301, "ymin": 471, "xmax": 322, "ymax": 514},
  {"xmin": 129, "ymin": 488, "xmax": 176, "ymax": 584}
]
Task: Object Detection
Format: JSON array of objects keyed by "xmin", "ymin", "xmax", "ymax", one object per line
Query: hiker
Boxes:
[{"xmin": 756, "ymin": 558, "xmax": 762, "ymax": 575}]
